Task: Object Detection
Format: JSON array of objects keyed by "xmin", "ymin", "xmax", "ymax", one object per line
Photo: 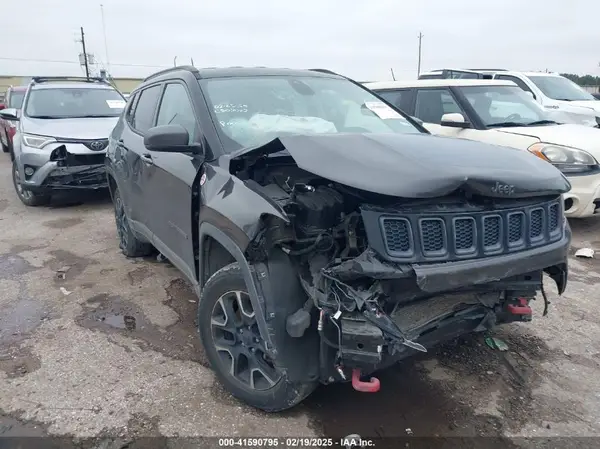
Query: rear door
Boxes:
[
  {"xmin": 145, "ymin": 81, "xmax": 203, "ymax": 284},
  {"xmin": 119, "ymin": 83, "xmax": 163, "ymax": 233}
]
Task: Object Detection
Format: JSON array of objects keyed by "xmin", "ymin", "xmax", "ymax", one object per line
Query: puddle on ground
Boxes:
[
  {"xmin": 75, "ymin": 292, "xmax": 207, "ymax": 365},
  {"xmin": 0, "ymin": 297, "xmax": 49, "ymax": 345},
  {"xmin": 0, "ymin": 254, "xmax": 37, "ymax": 280},
  {"xmin": 102, "ymin": 313, "xmax": 137, "ymax": 330},
  {"xmin": 45, "ymin": 249, "xmax": 97, "ymax": 284},
  {"xmin": 0, "ymin": 345, "xmax": 42, "ymax": 378},
  {"xmin": 42, "ymin": 217, "xmax": 84, "ymax": 229}
]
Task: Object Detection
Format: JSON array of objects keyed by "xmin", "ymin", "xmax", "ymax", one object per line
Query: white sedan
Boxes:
[{"xmin": 366, "ymin": 79, "xmax": 600, "ymax": 218}]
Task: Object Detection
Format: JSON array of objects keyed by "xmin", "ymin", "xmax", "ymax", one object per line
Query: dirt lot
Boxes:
[{"xmin": 1, "ymin": 154, "xmax": 600, "ymax": 447}]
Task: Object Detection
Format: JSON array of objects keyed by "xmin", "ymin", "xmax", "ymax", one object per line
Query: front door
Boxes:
[{"xmin": 145, "ymin": 82, "xmax": 203, "ymax": 284}]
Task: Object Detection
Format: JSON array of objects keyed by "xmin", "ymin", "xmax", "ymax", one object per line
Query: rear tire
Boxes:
[
  {"xmin": 12, "ymin": 160, "xmax": 51, "ymax": 206},
  {"xmin": 198, "ymin": 263, "xmax": 317, "ymax": 412},
  {"xmin": 113, "ymin": 187, "xmax": 153, "ymax": 257}
]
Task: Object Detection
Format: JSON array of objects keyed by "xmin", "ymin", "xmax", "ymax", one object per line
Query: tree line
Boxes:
[{"xmin": 560, "ymin": 73, "xmax": 600, "ymax": 86}]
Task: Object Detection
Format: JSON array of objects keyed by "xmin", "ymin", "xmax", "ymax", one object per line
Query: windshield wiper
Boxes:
[
  {"xmin": 555, "ymin": 98, "xmax": 573, "ymax": 102},
  {"xmin": 28, "ymin": 115, "xmax": 64, "ymax": 119},
  {"xmin": 525, "ymin": 120, "xmax": 560, "ymax": 126},
  {"xmin": 78, "ymin": 114, "xmax": 119, "ymax": 118},
  {"xmin": 487, "ymin": 121, "xmax": 525, "ymax": 128}
]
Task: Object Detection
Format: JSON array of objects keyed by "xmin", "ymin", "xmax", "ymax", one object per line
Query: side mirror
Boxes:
[
  {"xmin": 144, "ymin": 124, "xmax": 203, "ymax": 155},
  {"xmin": 410, "ymin": 116, "xmax": 424, "ymax": 126},
  {"xmin": 0, "ymin": 108, "xmax": 19, "ymax": 121},
  {"xmin": 440, "ymin": 113, "xmax": 470, "ymax": 128}
]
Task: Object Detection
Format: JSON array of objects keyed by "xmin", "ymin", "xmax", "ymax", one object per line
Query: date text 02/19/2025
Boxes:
[{"xmin": 218, "ymin": 437, "xmax": 375, "ymax": 448}]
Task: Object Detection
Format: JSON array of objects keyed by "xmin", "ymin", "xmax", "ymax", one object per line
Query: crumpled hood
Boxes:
[
  {"xmin": 22, "ymin": 116, "xmax": 119, "ymax": 140},
  {"xmin": 229, "ymin": 133, "xmax": 570, "ymax": 198},
  {"xmin": 496, "ymin": 124, "xmax": 600, "ymax": 158}
]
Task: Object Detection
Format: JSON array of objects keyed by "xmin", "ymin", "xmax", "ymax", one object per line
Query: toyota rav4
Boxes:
[
  {"xmin": 106, "ymin": 66, "xmax": 570, "ymax": 412},
  {"xmin": 0, "ymin": 76, "xmax": 126, "ymax": 206}
]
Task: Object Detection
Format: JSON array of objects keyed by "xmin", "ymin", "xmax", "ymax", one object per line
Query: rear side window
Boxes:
[
  {"xmin": 376, "ymin": 89, "xmax": 407, "ymax": 109},
  {"xmin": 8, "ymin": 90, "xmax": 25, "ymax": 109},
  {"xmin": 131, "ymin": 85, "xmax": 162, "ymax": 132}
]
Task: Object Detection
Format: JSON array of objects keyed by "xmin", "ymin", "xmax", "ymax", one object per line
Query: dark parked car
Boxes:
[
  {"xmin": 106, "ymin": 66, "xmax": 571, "ymax": 411},
  {"xmin": 593, "ymin": 92, "xmax": 600, "ymax": 100}
]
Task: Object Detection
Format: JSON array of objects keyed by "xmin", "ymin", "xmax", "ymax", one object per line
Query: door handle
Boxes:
[{"xmin": 141, "ymin": 153, "xmax": 154, "ymax": 165}]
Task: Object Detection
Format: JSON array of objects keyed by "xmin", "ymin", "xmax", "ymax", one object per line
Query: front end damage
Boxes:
[
  {"xmin": 43, "ymin": 144, "xmax": 107, "ymax": 190},
  {"xmin": 229, "ymin": 135, "xmax": 571, "ymax": 391}
]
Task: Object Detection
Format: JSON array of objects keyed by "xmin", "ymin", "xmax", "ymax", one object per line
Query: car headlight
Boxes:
[
  {"xmin": 22, "ymin": 133, "xmax": 56, "ymax": 149},
  {"xmin": 528, "ymin": 143, "xmax": 598, "ymax": 174}
]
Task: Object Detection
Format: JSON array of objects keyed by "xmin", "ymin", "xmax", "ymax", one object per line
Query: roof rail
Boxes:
[
  {"xmin": 308, "ymin": 68, "xmax": 343, "ymax": 76},
  {"xmin": 31, "ymin": 76, "xmax": 108, "ymax": 84},
  {"xmin": 143, "ymin": 65, "xmax": 199, "ymax": 82}
]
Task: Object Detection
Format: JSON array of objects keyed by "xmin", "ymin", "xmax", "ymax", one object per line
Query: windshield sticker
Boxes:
[
  {"xmin": 106, "ymin": 99, "xmax": 126, "ymax": 108},
  {"xmin": 364, "ymin": 101, "xmax": 402, "ymax": 119}
]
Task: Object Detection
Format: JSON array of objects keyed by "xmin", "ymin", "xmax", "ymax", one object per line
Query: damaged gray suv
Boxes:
[
  {"xmin": 0, "ymin": 76, "xmax": 125, "ymax": 206},
  {"xmin": 106, "ymin": 66, "xmax": 571, "ymax": 412}
]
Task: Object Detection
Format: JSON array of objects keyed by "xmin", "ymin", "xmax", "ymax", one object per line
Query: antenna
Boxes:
[{"xmin": 100, "ymin": 4, "xmax": 111, "ymax": 73}]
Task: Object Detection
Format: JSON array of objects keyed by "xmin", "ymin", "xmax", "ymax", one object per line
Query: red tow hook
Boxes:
[
  {"xmin": 351, "ymin": 369, "xmax": 380, "ymax": 393},
  {"xmin": 507, "ymin": 298, "xmax": 533, "ymax": 315}
]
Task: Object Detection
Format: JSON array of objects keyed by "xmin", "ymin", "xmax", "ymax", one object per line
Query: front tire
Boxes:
[
  {"xmin": 1, "ymin": 131, "xmax": 9, "ymax": 153},
  {"xmin": 113, "ymin": 187, "xmax": 153, "ymax": 257},
  {"xmin": 12, "ymin": 160, "xmax": 51, "ymax": 206},
  {"xmin": 199, "ymin": 263, "xmax": 317, "ymax": 412}
]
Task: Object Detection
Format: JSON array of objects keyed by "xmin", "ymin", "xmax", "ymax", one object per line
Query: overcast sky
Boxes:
[{"xmin": 1, "ymin": 0, "xmax": 598, "ymax": 81}]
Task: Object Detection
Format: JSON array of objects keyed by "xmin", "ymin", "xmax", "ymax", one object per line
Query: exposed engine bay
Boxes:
[{"xmin": 233, "ymin": 152, "xmax": 569, "ymax": 389}]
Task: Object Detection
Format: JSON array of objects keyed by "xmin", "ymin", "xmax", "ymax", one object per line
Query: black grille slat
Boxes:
[
  {"xmin": 549, "ymin": 203, "xmax": 559, "ymax": 231},
  {"xmin": 508, "ymin": 213, "xmax": 524, "ymax": 244},
  {"xmin": 383, "ymin": 218, "xmax": 411, "ymax": 253},
  {"xmin": 530, "ymin": 209, "xmax": 543, "ymax": 239},
  {"xmin": 377, "ymin": 199, "xmax": 562, "ymax": 263},
  {"xmin": 454, "ymin": 218, "xmax": 475, "ymax": 251},
  {"xmin": 483, "ymin": 216, "xmax": 501, "ymax": 248},
  {"xmin": 420, "ymin": 219, "xmax": 445, "ymax": 253}
]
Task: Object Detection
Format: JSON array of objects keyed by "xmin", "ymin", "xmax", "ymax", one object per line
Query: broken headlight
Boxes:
[
  {"xmin": 528, "ymin": 143, "xmax": 598, "ymax": 174},
  {"xmin": 22, "ymin": 133, "xmax": 56, "ymax": 149}
]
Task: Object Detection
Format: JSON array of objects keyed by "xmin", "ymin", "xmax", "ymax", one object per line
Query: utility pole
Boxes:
[
  {"xmin": 390, "ymin": 68, "xmax": 396, "ymax": 81},
  {"xmin": 417, "ymin": 32, "xmax": 424, "ymax": 77},
  {"xmin": 173, "ymin": 56, "xmax": 178, "ymax": 67},
  {"xmin": 80, "ymin": 27, "xmax": 90, "ymax": 79}
]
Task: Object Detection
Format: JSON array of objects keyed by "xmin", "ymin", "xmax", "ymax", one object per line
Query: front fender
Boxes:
[{"xmin": 200, "ymin": 164, "xmax": 289, "ymax": 249}]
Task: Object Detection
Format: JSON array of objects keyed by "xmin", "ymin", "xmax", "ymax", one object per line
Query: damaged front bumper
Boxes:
[
  {"xmin": 312, "ymin": 218, "xmax": 570, "ymax": 379},
  {"xmin": 17, "ymin": 144, "xmax": 108, "ymax": 191}
]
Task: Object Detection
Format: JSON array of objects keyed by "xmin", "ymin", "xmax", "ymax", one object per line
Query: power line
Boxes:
[{"xmin": 0, "ymin": 56, "xmax": 170, "ymax": 69}]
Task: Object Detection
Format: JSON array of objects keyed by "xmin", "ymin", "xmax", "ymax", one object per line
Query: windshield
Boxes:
[
  {"xmin": 528, "ymin": 75, "xmax": 596, "ymax": 101},
  {"xmin": 459, "ymin": 85, "xmax": 555, "ymax": 127},
  {"xmin": 24, "ymin": 87, "xmax": 125, "ymax": 119},
  {"xmin": 201, "ymin": 75, "xmax": 422, "ymax": 151},
  {"xmin": 8, "ymin": 91, "xmax": 25, "ymax": 109}
]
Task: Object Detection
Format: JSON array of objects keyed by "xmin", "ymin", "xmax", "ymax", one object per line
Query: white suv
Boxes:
[
  {"xmin": 365, "ymin": 78, "xmax": 600, "ymax": 218},
  {"xmin": 489, "ymin": 71, "xmax": 600, "ymax": 127}
]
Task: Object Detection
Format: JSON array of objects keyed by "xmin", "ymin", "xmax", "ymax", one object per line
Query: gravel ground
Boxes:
[{"xmin": 1, "ymin": 154, "xmax": 600, "ymax": 447}]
